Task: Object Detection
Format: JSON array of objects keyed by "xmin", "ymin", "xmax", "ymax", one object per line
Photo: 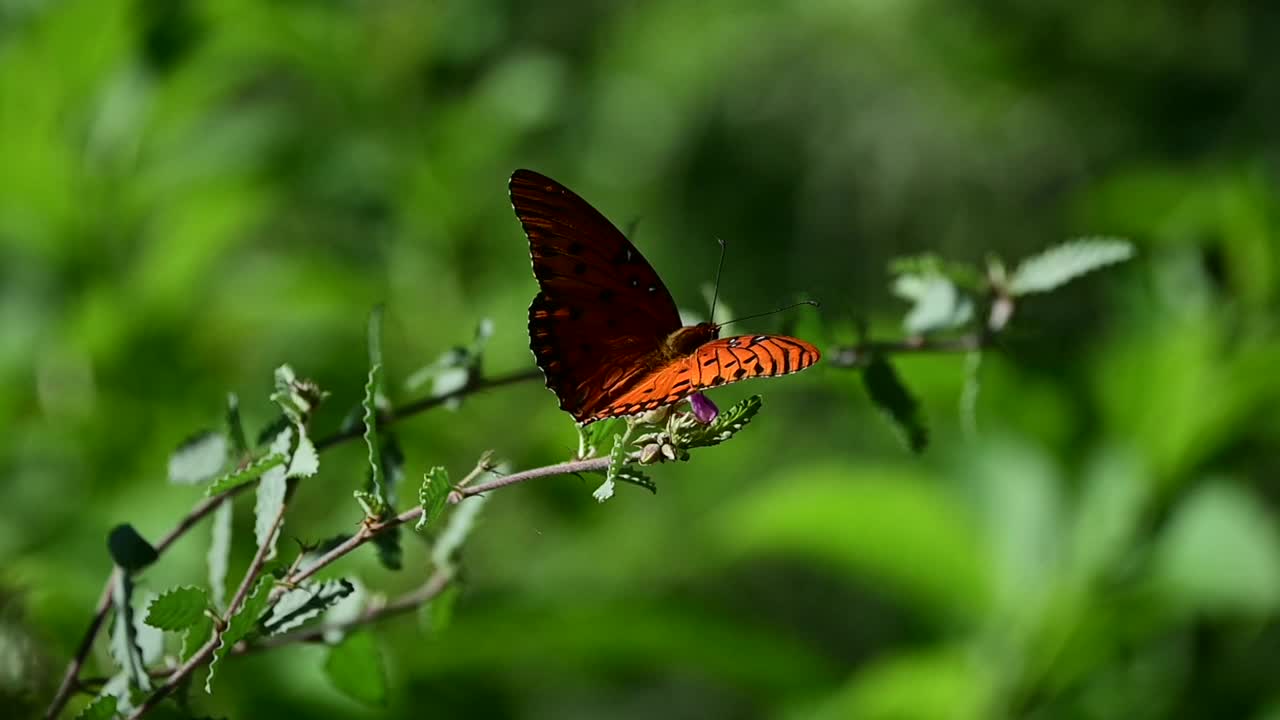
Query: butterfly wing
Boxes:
[
  {"xmin": 583, "ymin": 334, "xmax": 822, "ymax": 422},
  {"xmin": 510, "ymin": 169, "xmax": 683, "ymax": 421}
]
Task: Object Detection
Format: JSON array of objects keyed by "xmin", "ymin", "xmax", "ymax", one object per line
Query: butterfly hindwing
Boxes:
[{"xmin": 584, "ymin": 334, "xmax": 821, "ymax": 422}]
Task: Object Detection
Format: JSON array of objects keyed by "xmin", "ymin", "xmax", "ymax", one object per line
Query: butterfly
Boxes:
[{"xmin": 509, "ymin": 169, "xmax": 821, "ymax": 424}]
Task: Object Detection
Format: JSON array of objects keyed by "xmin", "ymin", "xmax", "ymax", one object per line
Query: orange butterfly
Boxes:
[{"xmin": 510, "ymin": 169, "xmax": 821, "ymax": 424}]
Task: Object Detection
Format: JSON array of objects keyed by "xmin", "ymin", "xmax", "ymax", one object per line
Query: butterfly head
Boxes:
[{"xmin": 665, "ymin": 322, "xmax": 720, "ymax": 358}]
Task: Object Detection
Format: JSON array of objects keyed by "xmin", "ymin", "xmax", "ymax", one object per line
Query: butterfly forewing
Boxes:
[{"xmin": 511, "ymin": 169, "xmax": 682, "ymax": 421}]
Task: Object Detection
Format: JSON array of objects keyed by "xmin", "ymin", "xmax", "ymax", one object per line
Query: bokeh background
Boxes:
[{"xmin": 4, "ymin": 0, "xmax": 1280, "ymax": 718}]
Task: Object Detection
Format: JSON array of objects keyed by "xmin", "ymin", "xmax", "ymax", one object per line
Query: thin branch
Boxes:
[
  {"xmin": 243, "ymin": 568, "xmax": 454, "ymax": 653},
  {"xmin": 452, "ymin": 457, "xmax": 610, "ymax": 500},
  {"xmin": 45, "ymin": 367, "xmax": 541, "ymax": 720}
]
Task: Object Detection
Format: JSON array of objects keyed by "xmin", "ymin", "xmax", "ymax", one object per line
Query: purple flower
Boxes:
[{"xmin": 690, "ymin": 392, "xmax": 719, "ymax": 424}]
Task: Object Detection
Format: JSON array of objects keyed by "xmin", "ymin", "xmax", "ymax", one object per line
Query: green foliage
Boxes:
[
  {"xmin": 592, "ymin": 435, "xmax": 628, "ymax": 502},
  {"xmin": 262, "ymin": 579, "xmax": 355, "ymax": 635},
  {"xmin": 74, "ymin": 694, "xmax": 118, "ymax": 720},
  {"xmin": 144, "ymin": 586, "xmax": 209, "ymax": 632},
  {"xmin": 415, "ymin": 466, "xmax": 453, "ymax": 531},
  {"xmin": 1008, "ymin": 237, "xmax": 1135, "ymax": 296},
  {"xmin": 323, "ymin": 631, "xmax": 387, "ymax": 707},
  {"xmin": 207, "ymin": 501, "xmax": 232, "ymax": 611},
  {"xmin": 860, "ymin": 357, "xmax": 928, "ymax": 453},
  {"xmin": 108, "ymin": 577, "xmax": 150, "ymax": 694},
  {"xmin": 166, "ymin": 431, "xmax": 228, "ymax": 485},
  {"xmin": 677, "ymin": 395, "xmax": 763, "ymax": 451},
  {"xmin": 106, "ymin": 525, "xmax": 158, "ymax": 573},
  {"xmin": 424, "ymin": 584, "xmax": 461, "ymax": 634},
  {"xmin": 403, "ymin": 319, "xmax": 494, "ymax": 410},
  {"xmin": 893, "ymin": 273, "xmax": 973, "ymax": 335},
  {"xmin": 203, "ymin": 454, "xmax": 285, "ymax": 497},
  {"xmin": 206, "ymin": 576, "xmax": 274, "ymax": 694}
]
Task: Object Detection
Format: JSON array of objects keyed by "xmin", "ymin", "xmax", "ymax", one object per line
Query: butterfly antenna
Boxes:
[
  {"xmin": 718, "ymin": 299, "xmax": 820, "ymax": 328},
  {"xmin": 709, "ymin": 237, "xmax": 727, "ymax": 323}
]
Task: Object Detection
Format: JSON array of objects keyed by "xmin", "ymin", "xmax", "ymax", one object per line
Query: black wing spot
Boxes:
[
  {"xmin": 732, "ymin": 367, "xmax": 747, "ymax": 379},
  {"xmin": 568, "ymin": 241, "xmax": 584, "ymax": 254},
  {"xmin": 710, "ymin": 376, "xmax": 725, "ymax": 386},
  {"xmin": 568, "ymin": 306, "xmax": 583, "ymax": 320},
  {"xmin": 749, "ymin": 335, "xmax": 767, "ymax": 346},
  {"xmin": 574, "ymin": 262, "xmax": 588, "ymax": 275},
  {"xmin": 599, "ymin": 289, "xmax": 614, "ymax": 303},
  {"xmin": 702, "ymin": 357, "xmax": 717, "ymax": 367}
]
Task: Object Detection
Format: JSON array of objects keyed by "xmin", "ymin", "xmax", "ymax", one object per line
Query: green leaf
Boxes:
[
  {"xmin": 593, "ymin": 435, "xmax": 627, "ymax": 502},
  {"xmin": 183, "ymin": 616, "xmax": 213, "ymax": 662},
  {"xmin": 74, "ymin": 693, "xmax": 118, "ymax": 720},
  {"xmin": 893, "ymin": 273, "xmax": 974, "ymax": 335},
  {"xmin": 360, "ymin": 363, "xmax": 387, "ymax": 517},
  {"xmin": 415, "ymin": 466, "xmax": 453, "ymax": 532},
  {"xmin": 204, "ymin": 453, "xmax": 286, "ymax": 496},
  {"xmin": 225, "ymin": 392, "xmax": 249, "ymax": 457},
  {"xmin": 861, "ymin": 356, "xmax": 928, "ymax": 453},
  {"xmin": 1155, "ymin": 482, "xmax": 1280, "ymax": 615},
  {"xmin": 254, "ymin": 428, "xmax": 291, "ymax": 560},
  {"xmin": 207, "ymin": 500, "xmax": 232, "ymax": 611},
  {"xmin": 167, "ymin": 431, "xmax": 228, "ymax": 485},
  {"xmin": 144, "ymin": 586, "xmax": 210, "ymax": 631},
  {"xmin": 889, "ymin": 253, "xmax": 986, "ymax": 291},
  {"xmin": 364, "ymin": 361, "xmax": 402, "ymax": 570},
  {"xmin": 108, "ymin": 575, "xmax": 150, "ymax": 693},
  {"xmin": 107, "ymin": 524, "xmax": 159, "ymax": 573},
  {"xmin": 578, "ymin": 417, "xmax": 624, "ymax": 459},
  {"xmin": 324, "ymin": 631, "xmax": 387, "ymax": 706},
  {"xmin": 206, "ymin": 575, "xmax": 274, "ymax": 693},
  {"xmin": 1009, "ymin": 237, "xmax": 1134, "ymax": 295},
  {"xmin": 432, "ymin": 494, "xmax": 488, "ymax": 571},
  {"xmin": 262, "ymin": 579, "xmax": 355, "ymax": 635},
  {"xmin": 615, "ymin": 466, "xmax": 656, "ymax": 494},
  {"xmin": 423, "ymin": 584, "xmax": 461, "ymax": 634},
  {"xmin": 680, "ymin": 394, "xmax": 763, "ymax": 450}
]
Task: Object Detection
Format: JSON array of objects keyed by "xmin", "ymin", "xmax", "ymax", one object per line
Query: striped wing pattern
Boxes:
[{"xmin": 582, "ymin": 334, "xmax": 822, "ymax": 422}]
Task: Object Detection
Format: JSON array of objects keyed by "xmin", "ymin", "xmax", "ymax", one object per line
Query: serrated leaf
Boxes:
[
  {"xmin": 415, "ymin": 466, "xmax": 452, "ymax": 531},
  {"xmin": 894, "ymin": 274, "xmax": 974, "ymax": 335},
  {"xmin": 578, "ymin": 417, "xmax": 624, "ymax": 459},
  {"xmin": 108, "ymin": 575, "xmax": 150, "ymax": 693},
  {"xmin": 208, "ymin": 500, "xmax": 232, "ymax": 611},
  {"xmin": 432, "ymin": 494, "xmax": 487, "ymax": 570},
  {"xmin": 144, "ymin": 586, "xmax": 209, "ymax": 631},
  {"xmin": 324, "ymin": 632, "xmax": 387, "ymax": 706},
  {"xmin": 360, "ymin": 364, "xmax": 387, "ymax": 516},
  {"xmin": 107, "ymin": 525, "xmax": 158, "ymax": 573},
  {"xmin": 861, "ymin": 357, "xmax": 928, "ymax": 453},
  {"xmin": 321, "ymin": 579, "xmax": 367, "ymax": 645},
  {"xmin": 286, "ymin": 430, "xmax": 319, "ymax": 479},
  {"xmin": 1009, "ymin": 237, "xmax": 1134, "ymax": 295},
  {"xmin": 262, "ymin": 579, "xmax": 355, "ymax": 635},
  {"xmin": 593, "ymin": 436, "xmax": 627, "ymax": 502},
  {"xmin": 681, "ymin": 395, "xmax": 763, "ymax": 450},
  {"xmin": 226, "ymin": 392, "xmax": 248, "ymax": 457},
  {"xmin": 423, "ymin": 584, "xmax": 460, "ymax": 634},
  {"xmin": 167, "ymin": 431, "xmax": 229, "ymax": 485},
  {"xmin": 615, "ymin": 466, "xmax": 657, "ymax": 494},
  {"xmin": 75, "ymin": 693, "xmax": 119, "ymax": 720},
  {"xmin": 206, "ymin": 575, "xmax": 273, "ymax": 693},
  {"xmin": 254, "ymin": 428, "xmax": 291, "ymax": 560},
  {"xmin": 204, "ymin": 453, "xmax": 286, "ymax": 496}
]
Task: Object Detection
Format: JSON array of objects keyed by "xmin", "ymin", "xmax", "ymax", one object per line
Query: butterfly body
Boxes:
[{"xmin": 511, "ymin": 169, "xmax": 820, "ymax": 424}]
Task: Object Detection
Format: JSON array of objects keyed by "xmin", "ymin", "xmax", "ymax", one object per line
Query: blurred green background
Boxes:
[{"xmin": 4, "ymin": 0, "xmax": 1280, "ymax": 718}]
